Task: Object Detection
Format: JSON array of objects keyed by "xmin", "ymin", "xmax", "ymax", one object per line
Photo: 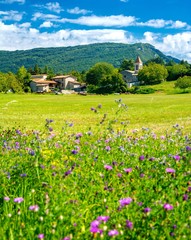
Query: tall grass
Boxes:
[{"xmin": 0, "ymin": 98, "xmax": 191, "ymax": 239}]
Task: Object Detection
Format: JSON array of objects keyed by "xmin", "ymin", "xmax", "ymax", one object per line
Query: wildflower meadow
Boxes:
[{"xmin": 0, "ymin": 96, "xmax": 191, "ymax": 239}]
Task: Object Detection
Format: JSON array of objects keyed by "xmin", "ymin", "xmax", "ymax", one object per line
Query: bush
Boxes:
[
  {"xmin": 129, "ymin": 86, "xmax": 156, "ymax": 94},
  {"xmin": 175, "ymin": 76, "xmax": 191, "ymax": 90}
]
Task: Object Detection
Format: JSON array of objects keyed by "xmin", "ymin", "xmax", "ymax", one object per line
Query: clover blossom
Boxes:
[
  {"xmin": 104, "ymin": 165, "xmax": 113, "ymax": 170},
  {"xmin": 14, "ymin": 197, "xmax": 24, "ymax": 203},
  {"xmin": 108, "ymin": 229, "xmax": 119, "ymax": 236},
  {"xmin": 166, "ymin": 168, "xmax": 175, "ymax": 173},
  {"xmin": 163, "ymin": 203, "xmax": 173, "ymax": 210},
  {"xmin": 97, "ymin": 216, "xmax": 110, "ymax": 223},
  {"xmin": 126, "ymin": 220, "xmax": 133, "ymax": 229},
  {"xmin": 119, "ymin": 197, "xmax": 132, "ymax": 207},
  {"xmin": 29, "ymin": 205, "xmax": 39, "ymax": 212}
]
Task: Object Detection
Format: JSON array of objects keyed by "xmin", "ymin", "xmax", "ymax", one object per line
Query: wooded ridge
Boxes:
[{"xmin": 0, "ymin": 42, "xmax": 179, "ymax": 73}]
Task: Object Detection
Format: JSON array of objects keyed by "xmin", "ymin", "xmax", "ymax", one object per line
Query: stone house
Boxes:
[
  {"xmin": 121, "ymin": 56, "xmax": 143, "ymax": 88},
  {"xmin": 52, "ymin": 75, "xmax": 81, "ymax": 90},
  {"xmin": 30, "ymin": 75, "xmax": 57, "ymax": 92}
]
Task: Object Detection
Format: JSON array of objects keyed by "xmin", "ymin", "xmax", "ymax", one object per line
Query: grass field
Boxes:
[
  {"xmin": 0, "ymin": 93, "xmax": 190, "ymax": 134},
  {"xmin": 1, "ymin": 92, "xmax": 191, "ymax": 239}
]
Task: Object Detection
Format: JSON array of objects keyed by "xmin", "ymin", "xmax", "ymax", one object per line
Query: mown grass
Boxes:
[{"xmin": 0, "ymin": 93, "xmax": 190, "ymax": 134}]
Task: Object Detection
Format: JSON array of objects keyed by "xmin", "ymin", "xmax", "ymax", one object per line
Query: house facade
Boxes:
[
  {"xmin": 30, "ymin": 75, "xmax": 57, "ymax": 92},
  {"xmin": 121, "ymin": 56, "xmax": 143, "ymax": 88},
  {"xmin": 52, "ymin": 75, "xmax": 81, "ymax": 90}
]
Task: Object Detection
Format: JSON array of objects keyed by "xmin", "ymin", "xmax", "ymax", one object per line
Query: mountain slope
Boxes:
[{"xmin": 0, "ymin": 43, "xmax": 179, "ymax": 73}]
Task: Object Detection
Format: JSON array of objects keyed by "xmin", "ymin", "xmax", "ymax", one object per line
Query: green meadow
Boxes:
[
  {"xmin": 0, "ymin": 93, "xmax": 190, "ymax": 134},
  {"xmin": 0, "ymin": 92, "xmax": 191, "ymax": 240}
]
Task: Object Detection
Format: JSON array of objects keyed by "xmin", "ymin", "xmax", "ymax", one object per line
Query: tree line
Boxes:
[{"xmin": 0, "ymin": 57, "xmax": 191, "ymax": 94}]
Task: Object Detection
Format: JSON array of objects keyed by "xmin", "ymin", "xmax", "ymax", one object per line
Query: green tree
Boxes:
[
  {"xmin": 0, "ymin": 72, "xmax": 22, "ymax": 93},
  {"xmin": 145, "ymin": 57, "xmax": 165, "ymax": 65},
  {"xmin": 0, "ymin": 72, "xmax": 9, "ymax": 92},
  {"xmin": 119, "ymin": 59, "xmax": 134, "ymax": 71},
  {"xmin": 34, "ymin": 64, "xmax": 41, "ymax": 75},
  {"xmin": 7, "ymin": 72, "xmax": 23, "ymax": 93},
  {"xmin": 175, "ymin": 76, "xmax": 191, "ymax": 91},
  {"xmin": 85, "ymin": 62, "xmax": 127, "ymax": 93},
  {"xmin": 138, "ymin": 63, "xmax": 168, "ymax": 85},
  {"xmin": 166, "ymin": 64, "xmax": 188, "ymax": 81},
  {"xmin": 16, "ymin": 66, "xmax": 31, "ymax": 91}
]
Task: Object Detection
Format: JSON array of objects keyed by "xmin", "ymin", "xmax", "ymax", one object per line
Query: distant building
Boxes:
[
  {"xmin": 30, "ymin": 75, "xmax": 56, "ymax": 93},
  {"xmin": 121, "ymin": 56, "xmax": 143, "ymax": 88},
  {"xmin": 52, "ymin": 75, "xmax": 81, "ymax": 90}
]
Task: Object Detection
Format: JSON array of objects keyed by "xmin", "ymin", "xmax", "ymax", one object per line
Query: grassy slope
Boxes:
[{"xmin": 0, "ymin": 93, "xmax": 190, "ymax": 134}]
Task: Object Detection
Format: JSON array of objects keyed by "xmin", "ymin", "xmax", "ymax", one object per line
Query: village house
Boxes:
[
  {"xmin": 30, "ymin": 75, "xmax": 57, "ymax": 93},
  {"xmin": 121, "ymin": 56, "xmax": 143, "ymax": 88},
  {"xmin": 52, "ymin": 75, "xmax": 81, "ymax": 90}
]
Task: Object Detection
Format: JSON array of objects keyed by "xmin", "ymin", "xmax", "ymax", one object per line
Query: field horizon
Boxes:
[{"xmin": 0, "ymin": 93, "xmax": 190, "ymax": 134}]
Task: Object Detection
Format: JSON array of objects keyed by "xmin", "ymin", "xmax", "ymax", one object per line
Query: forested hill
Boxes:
[{"xmin": 0, "ymin": 42, "xmax": 179, "ymax": 73}]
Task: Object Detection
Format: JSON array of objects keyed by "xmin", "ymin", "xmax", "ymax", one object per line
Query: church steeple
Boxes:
[{"xmin": 134, "ymin": 56, "xmax": 143, "ymax": 73}]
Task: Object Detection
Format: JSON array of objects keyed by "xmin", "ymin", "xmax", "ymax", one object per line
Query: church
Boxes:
[{"xmin": 121, "ymin": 56, "xmax": 143, "ymax": 88}]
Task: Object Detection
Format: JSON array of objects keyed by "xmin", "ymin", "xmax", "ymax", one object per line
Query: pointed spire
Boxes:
[{"xmin": 135, "ymin": 56, "xmax": 142, "ymax": 64}]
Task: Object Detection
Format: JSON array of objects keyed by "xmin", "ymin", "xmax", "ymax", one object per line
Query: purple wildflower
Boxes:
[
  {"xmin": 119, "ymin": 197, "xmax": 132, "ymax": 207},
  {"xmin": 188, "ymin": 186, "xmax": 191, "ymax": 192},
  {"xmin": 29, "ymin": 150, "xmax": 35, "ymax": 156},
  {"xmin": 108, "ymin": 229, "xmax": 119, "ymax": 237},
  {"xmin": 173, "ymin": 155, "xmax": 180, "ymax": 161},
  {"xmin": 4, "ymin": 196, "xmax": 10, "ymax": 201},
  {"xmin": 104, "ymin": 165, "xmax": 113, "ymax": 170},
  {"xmin": 38, "ymin": 234, "xmax": 44, "ymax": 239},
  {"xmin": 90, "ymin": 220, "xmax": 102, "ymax": 234},
  {"xmin": 97, "ymin": 216, "xmax": 110, "ymax": 223},
  {"xmin": 138, "ymin": 202, "xmax": 143, "ymax": 206},
  {"xmin": 105, "ymin": 146, "xmax": 111, "ymax": 151},
  {"xmin": 71, "ymin": 150, "xmax": 78, "ymax": 154},
  {"xmin": 20, "ymin": 173, "xmax": 27, "ymax": 177},
  {"xmin": 186, "ymin": 146, "xmax": 191, "ymax": 151},
  {"xmin": 62, "ymin": 237, "xmax": 71, "ymax": 240},
  {"xmin": 140, "ymin": 173, "xmax": 145, "ymax": 178},
  {"xmin": 14, "ymin": 197, "xmax": 24, "ymax": 203},
  {"xmin": 163, "ymin": 203, "xmax": 173, "ymax": 211},
  {"xmin": 126, "ymin": 220, "xmax": 133, "ymax": 229},
  {"xmin": 139, "ymin": 155, "xmax": 145, "ymax": 161},
  {"xmin": 29, "ymin": 205, "xmax": 39, "ymax": 212},
  {"xmin": 183, "ymin": 194, "xmax": 188, "ymax": 201},
  {"xmin": 124, "ymin": 168, "xmax": 132, "ymax": 173},
  {"xmin": 76, "ymin": 133, "xmax": 83, "ymax": 139},
  {"xmin": 117, "ymin": 173, "xmax": 122, "ymax": 178},
  {"xmin": 64, "ymin": 170, "xmax": 72, "ymax": 177},
  {"xmin": 49, "ymin": 127, "xmax": 53, "ymax": 132},
  {"xmin": 166, "ymin": 168, "xmax": 175, "ymax": 173},
  {"xmin": 144, "ymin": 207, "xmax": 152, "ymax": 213},
  {"xmin": 91, "ymin": 220, "xmax": 100, "ymax": 228}
]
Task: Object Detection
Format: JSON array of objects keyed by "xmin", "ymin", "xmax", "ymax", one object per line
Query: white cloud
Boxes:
[
  {"xmin": 67, "ymin": 7, "xmax": 92, "ymax": 15},
  {"xmin": 0, "ymin": 0, "xmax": 25, "ymax": 3},
  {"xmin": 56, "ymin": 15, "xmax": 190, "ymax": 30},
  {"xmin": 120, "ymin": 0, "xmax": 129, "ymax": 2},
  {"xmin": 45, "ymin": 2, "xmax": 63, "ymax": 13},
  {"xmin": 32, "ymin": 12, "xmax": 59, "ymax": 21},
  {"xmin": 60, "ymin": 15, "xmax": 136, "ymax": 27},
  {"xmin": 0, "ymin": 10, "xmax": 23, "ymax": 21},
  {"xmin": 0, "ymin": 21, "xmax": 191, "ymax": 63},
  {"xmin": 138, "ymin": 19, "xmax": 190, "ymax": 29},
  {"xmin": 142, "ymin": 31, "xmax": 191, "ymax": 61},
  {"xmin": 33, "ymin": 2, "xmax": 63, "ymax": 14},
  {"xmin": 40, "ymin": 21, "xmax": 53, "ymax": 28}
]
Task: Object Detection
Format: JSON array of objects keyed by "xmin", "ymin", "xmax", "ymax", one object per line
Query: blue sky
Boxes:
[{"xmin": 0, "ymin": 0, "xmax": 191, "ymax": 62}]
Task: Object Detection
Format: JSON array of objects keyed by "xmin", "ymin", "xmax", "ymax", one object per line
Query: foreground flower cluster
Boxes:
[{"xmin": 0, "ymin": 109, "xmax": 191, "ymax": 239}]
